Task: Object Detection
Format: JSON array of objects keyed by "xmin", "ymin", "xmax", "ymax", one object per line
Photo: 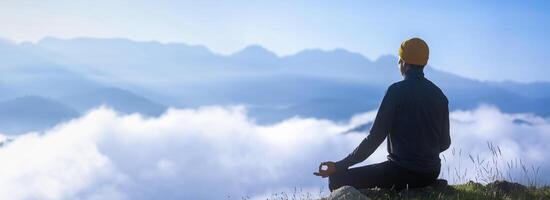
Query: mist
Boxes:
[{"xmin": 0, "ymin": 105, "xmax": 548, "ymax": 199}]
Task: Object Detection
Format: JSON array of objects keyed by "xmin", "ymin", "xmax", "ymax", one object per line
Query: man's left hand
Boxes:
[{"xmin": 313, "ymin": 161, "xmax": 336, "ymax": 178}]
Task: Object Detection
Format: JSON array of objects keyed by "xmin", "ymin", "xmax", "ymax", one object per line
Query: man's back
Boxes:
[
  {"xmin": 332, "ymin": 67, "xmax": 450, "ymax": 174},
  {"xmin": 387, "ymin": 67, "xmax": 450, "ymax": 173},
  {"xmin": 316, "ymin": 37, "xmax": 451, "ymax": 191}
]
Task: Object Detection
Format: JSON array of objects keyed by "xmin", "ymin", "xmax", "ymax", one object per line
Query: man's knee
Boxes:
[{"xmin": 328, "ymin": 170, "xmax": 347, "ymax": 192}]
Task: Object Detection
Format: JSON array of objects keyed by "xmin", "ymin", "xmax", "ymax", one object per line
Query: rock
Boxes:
[
  {"xmin": 359, "ymin": 187, "xmax": 392, "ymax": 199},
  {"xmin": 322, "ymin": 186, "xmax": 370, "ymax": 200},
  {"xmin": 322, "ymin": 179, "xmax": 450, "ymax": 200},
  {"xmin": 359, "ymin": 179, "xmax": 450, "ymax": 198},
  {"xmin": 430, "ymin": 179, "xmax": 448, "ymax": 189},
  {"xmin": 486, "ymin": 180, "xmax": 527, "ymax": 193},
  {"xmin": 397, "ymin": 180, "xmax": 450, "ymax": 197}
]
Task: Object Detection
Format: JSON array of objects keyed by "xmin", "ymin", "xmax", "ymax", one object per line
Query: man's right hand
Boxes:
[{"xmin": 313, "ymin": 161, "xmax": 336, "ymax": 178}]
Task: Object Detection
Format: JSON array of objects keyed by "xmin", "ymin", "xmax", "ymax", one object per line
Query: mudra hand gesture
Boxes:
[{"xmin": 313, "ymin": 161, "xmax": 336, "ymax": 178}]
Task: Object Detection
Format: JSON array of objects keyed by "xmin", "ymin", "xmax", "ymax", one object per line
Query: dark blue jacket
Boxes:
[{"xmin": 335, "ymin": 67, "xmax": 451, "ymax": 173}]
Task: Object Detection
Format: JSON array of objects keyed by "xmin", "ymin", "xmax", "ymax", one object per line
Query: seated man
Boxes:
[{"xmin": 314, "ymin": 38, "xmax": 451, "ymax": 191}]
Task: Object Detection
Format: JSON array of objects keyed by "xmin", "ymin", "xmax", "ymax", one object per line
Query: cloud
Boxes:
[
  {"xmin": 0, "ymin": 105, "xmax": 548, "ymax": 199},
  {"xmin": 440, "ymin": 105, "xmax": 550, "ymax": 185}
]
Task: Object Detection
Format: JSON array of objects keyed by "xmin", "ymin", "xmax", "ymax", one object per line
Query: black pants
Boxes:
[{"xmin": 328, "ymin": 161, "xmax": 439, "ymax": 192}]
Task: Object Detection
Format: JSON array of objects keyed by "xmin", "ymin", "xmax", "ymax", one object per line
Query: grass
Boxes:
[
  {"xmin": 253, "ymin": 182, "xmax": 550, "ymax": 200},
  {"xmin": 249, "ymin": 141, "xmax": 550, "ymax": 200},
  {"xmin": 353, "ymin": 182, "xmax": 550, "ymax": 200},
  {"xmin": 448, "ymin": 183, "xmax": 550, "ymax": 200}
]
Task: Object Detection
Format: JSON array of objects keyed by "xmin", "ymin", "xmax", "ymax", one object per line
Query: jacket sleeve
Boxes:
[
  {"xmin": 334, "ymin": 85, "xmax": 397, "ymax": 171},
  {"xmin": 440, "ymin": 101, "xmax": 451, "ymax": 152}
]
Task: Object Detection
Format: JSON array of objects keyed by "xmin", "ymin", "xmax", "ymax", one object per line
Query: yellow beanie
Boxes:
[{"xmin": 398, "ymin": 37, "xmax": 429, "ymax": 66}]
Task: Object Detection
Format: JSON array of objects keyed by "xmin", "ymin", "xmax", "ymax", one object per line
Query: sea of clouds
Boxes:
[{"xmin": 0, "ymin": 105, "xmax": 548, "ymax": 199}]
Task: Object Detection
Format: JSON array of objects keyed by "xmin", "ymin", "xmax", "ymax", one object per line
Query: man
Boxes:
[{"xmin": 314, "ymin": 37, "xmax": 451, "ymax": 191}]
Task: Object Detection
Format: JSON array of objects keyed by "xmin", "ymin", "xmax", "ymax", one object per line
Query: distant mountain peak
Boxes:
[
  {"xmin": 284, "ymin": 48, "xmax": 371, "ymax": 66},
  {"xmin": 374, "ymin": 54, "xmax": 398, "ymax": 63},
  {"xmin": 38, "ymin": 36, "xmax": 211, "ymax": 52},
  {"xmin": 290, "ymin": 48, "xmax": 367, "ymax": 58},
  {"xmin": 232, "ymin": 44, "xmax": 278, "ymax": 59}
]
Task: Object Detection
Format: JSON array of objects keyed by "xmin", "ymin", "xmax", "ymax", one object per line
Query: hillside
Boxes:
[
  {"xmin": 253, "ymin": 181, "xmax": 550, "ymax": 200},
  {"xmin": 0, "ymin": 96, "xmax": 79, "ymax": 134},
  {"xmin": 318, "ymin": 181, "xmax": 550, "ymax": 200}
]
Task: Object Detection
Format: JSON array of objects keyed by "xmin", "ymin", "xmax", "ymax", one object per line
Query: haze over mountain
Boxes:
[
  {"xmin": 0, "ymin": 96, "xmax": 78, "ymax": 133},
  {"xmin": 0, "ymin": 37, "xmax": 548, "ymax": 134}
]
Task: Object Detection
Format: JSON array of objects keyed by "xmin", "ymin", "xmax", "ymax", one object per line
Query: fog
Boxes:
[{"xmin": 0, "ymin": 105, "xmax": 548, "ymax": 199}]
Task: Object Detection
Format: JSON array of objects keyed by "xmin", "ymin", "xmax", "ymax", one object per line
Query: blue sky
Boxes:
[{"xmin": 1, "ymin": 0, "xmax": 549, "ymax": 82}]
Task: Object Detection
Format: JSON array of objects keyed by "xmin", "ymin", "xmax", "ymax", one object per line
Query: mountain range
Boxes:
[{"xmin": 0, "ymin": 37, "xmax": 548, "ymax": 134}]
